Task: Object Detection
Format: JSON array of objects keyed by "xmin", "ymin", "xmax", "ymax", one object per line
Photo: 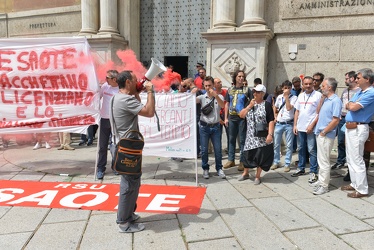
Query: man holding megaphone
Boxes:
[{"xmin": 112, "ymin": 70, "xmax": 156, "ymax": 233}]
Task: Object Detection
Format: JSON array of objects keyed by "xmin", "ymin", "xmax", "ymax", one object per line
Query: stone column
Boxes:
[
  {"xmin": 98, "ymin": 0, "xmax": 119, "ymax": 34},
  {"xmin": 79, "ymin": 0, "xmax": 99, "ymax": 34},
  {"xmin": 213, "ymin": 0, "xmax": 236, "ymax": 29},
  {"xmin": 241, "ymin": 0, "xmax": 266, "ymax": 27}
]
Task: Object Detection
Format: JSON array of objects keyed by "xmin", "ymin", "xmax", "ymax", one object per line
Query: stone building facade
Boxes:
[{"xmin": 1, "ymin": 0, "xmax": 374, "ymax": 90}]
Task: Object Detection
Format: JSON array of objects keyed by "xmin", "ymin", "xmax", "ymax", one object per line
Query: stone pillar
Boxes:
[
  {"xmin": 213, "ymin": 0, "xmax": 236, "ymax": 29},
  {"xmin": 79, "ymin": 0, "xmax": 99, "ymax": 34},
  {"xmin": 241, "ymin": 0, "xmax": 266, "ymax": 27},
  {"xmin": 98, "ymin": 0, "xmax": 119, "ymax": 34}
]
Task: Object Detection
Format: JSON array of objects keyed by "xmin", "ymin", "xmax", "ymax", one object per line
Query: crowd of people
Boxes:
[
  {"xmin": 2, "ymin": 64, "xmax": 374, "ymax": 233},
  {"xmin": 175, "ymin": 65, "xmax": 374, "ymax": 200}
]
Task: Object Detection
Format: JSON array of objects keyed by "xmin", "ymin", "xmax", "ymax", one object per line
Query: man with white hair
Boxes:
[{"xmin": 311, "ymin": 77, "xmax": 342, "ymax": 195}]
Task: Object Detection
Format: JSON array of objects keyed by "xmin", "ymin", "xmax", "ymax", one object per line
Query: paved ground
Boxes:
[{"xmin": 0, "ymin": 135, "xmax": 374, "ymax": 250}]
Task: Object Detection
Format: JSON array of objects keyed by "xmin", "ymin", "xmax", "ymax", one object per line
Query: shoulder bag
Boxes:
[
  {"xmin": 201, "ymin": 97, "xmax": 215, "ymax": 115},
  {"xmin": 110, "ymin": 96, "xmax": 144, "ymax": 175},
  {"xmin": 252, "ymin": 105, "xmax": 268, "ymax": 138}
]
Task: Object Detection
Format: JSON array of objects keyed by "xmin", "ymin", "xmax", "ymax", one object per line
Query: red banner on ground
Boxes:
[{"xmin": 0, "ymin": 180, "xmax": 206, "ymax": 214}]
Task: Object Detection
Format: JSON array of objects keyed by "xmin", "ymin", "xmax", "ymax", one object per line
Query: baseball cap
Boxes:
[
  {"xmin": 253, "ymin": 84, "xmax": 266, "ymax": 93},
  {"xmin": 196, "ymin": 63, "xmax": 204, "ymax": 67}
]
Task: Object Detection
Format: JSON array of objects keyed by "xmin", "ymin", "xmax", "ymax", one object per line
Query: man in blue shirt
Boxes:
[
  {"xmin": 341, "ymin": 68, "xmax": 374, "ymax": 198},
  {"xmin": 312, "ymin": 77, "xmax": 342, "ymax": 195}
]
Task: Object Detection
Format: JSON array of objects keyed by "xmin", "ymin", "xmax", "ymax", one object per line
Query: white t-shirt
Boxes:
[
  {"xmin": 294, "ymin": 90, "xmax": 322, "ymax": 132},
  {"xmin": 274, "ymin": 94, "xmax": 297, "ymax": 122},
  {"xmin": 100, "ymin": 82, "xmax": 119, "ymax": 119},
  {"xmin": 197, "ymin": 94, "xmax": 224, "ymax": 124}
]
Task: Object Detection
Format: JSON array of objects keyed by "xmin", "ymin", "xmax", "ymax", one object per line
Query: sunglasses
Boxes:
[
  {"xmin": 313, "ymin": 78, "xmax": 321, "ymax": 82},
  {"xmin": 182, "ymin": 85, "xmax": 188, "ymax": 88}
]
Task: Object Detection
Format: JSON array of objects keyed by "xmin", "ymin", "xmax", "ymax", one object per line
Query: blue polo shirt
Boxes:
[
  {"xmin": 314, "ymin": 94, "xmax": 342, "ymax": 139},
  {"xmin": 345, "ymin": 86, "xmax": 374, "ymax": 123}
]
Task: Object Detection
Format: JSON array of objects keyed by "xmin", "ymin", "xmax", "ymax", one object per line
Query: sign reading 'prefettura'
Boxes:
[{"xmin": 281, "ymin": 0, "xmax": 374, "ymax": 18}]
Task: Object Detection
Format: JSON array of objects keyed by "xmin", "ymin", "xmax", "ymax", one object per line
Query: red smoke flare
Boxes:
[{"xmin": 94, "ymin": 49, "xmax": 181, "ymax": 92}]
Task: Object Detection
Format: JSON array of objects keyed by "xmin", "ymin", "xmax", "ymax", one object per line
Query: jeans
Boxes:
[
  {"xmin": 200, "ymin": 123, "xmax": 222, "ymax": 171},
  {"xmin": 273, "ymin": 123, "xmax": 294, "ymax": 166},
  {"xmin": 228, "ymin": 118, "xmax": 246, "ymax": 162},
  {"xmin": 97, "ymin": 119, "xmax": 112, "ymax": 172},
  {"xmin": 80, "ymin": 124, "xmax": 96, "ymax": 143},
  {"xmin": 336, "ymin": 117, "xmax": 346, "ymax": 164},
  {"xmin": 297, "ymin": 131, "xmax": 318, "ymax": 173}
]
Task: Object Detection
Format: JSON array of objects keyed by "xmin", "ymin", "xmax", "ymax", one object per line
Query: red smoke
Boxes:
[{"xmin": 94, "ymin": 49, "xmax": 181, "ymax": 92}]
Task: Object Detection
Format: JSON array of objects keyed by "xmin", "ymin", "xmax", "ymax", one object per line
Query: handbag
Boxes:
[
  {"xmin": 112, "ymin": 130, "xmax": 144, "ymax": 175},
  {"xmin": 201, "ymin": 97, "xmax": 215, "ymax": 115},
  {"xmin": 252, "ymin": 106, "xmax": 268, "ymax": 137},
  {"xmin": 110, "ymin": 96, "xmax": 144, "ymax": 175}
]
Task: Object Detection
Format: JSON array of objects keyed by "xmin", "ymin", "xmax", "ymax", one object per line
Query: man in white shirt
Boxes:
[
  {"xmin": 292, "ymin": 76, "xmax": 322, "ymax": 183},
  {"xmin": 271, "ymin": 80, "xmax": 298, "ymax": 172},
  {"xmin": 96, "ymin": 70, "xmax": 119, "ymax": 179}
]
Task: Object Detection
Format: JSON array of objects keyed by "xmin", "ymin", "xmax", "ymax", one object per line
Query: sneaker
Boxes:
[
  {"xmin": 78, "ymin": 140, "xmax": 87, "ymax": 146},
  {"xmin": 331, "ymin": 162, "xmax": 344, "ymax": 169},
  {"xmin": 223, "ymin": 161, "xmax": 235, "ymax": 169},
  {"xmin": 131, "ymin": 213, "xmax": 140, "ymax": 222},
  {"xmin": 291, "ymin": 169, "xmax": 305, "ymax": 177},
  {"xmin": 203, "ymin": 169, "xmax": 209, "ymax": 179},
  {"xmin": 313, "ymin": 186, "xmax": 329, "ymax": 195},
  {"xmin": 308, "ymin": 173, "xmax": 318, "ymax": 183},
  {"xmin": 237, "ymin": 162, "xmax": 244, "ymax": 171},
  {"xmin": 45, "ymin": 142, "xmax": 51, "ymax": 149},
  {"xmin": 270, "ymin": 163, "xmax": 280, "ymax": 170},
  {"xmin": 87, "ymin": 140, "xmax": 93, "ymax": 146},
  {"xmin": 33, "ymin": 142, "xmax": 41, "ymax": 150},
  {"xmin": 171, "ymin": 157, "xmax": 183, "ymax": 162},
  {"xmin": 217, "ymin": 169, "xmax": 226, "ymax": 179},
  {"xmin": 284, "ymin": 166, "xmax": 291, "ymax": 172},
  {"xmin": 309, "ymin": 180, "xmax": 320, "ymax": 188},
  {"xmin": 119, "ymin": 222, "xmax": 145, "ymax": 233},
  {"xmin": 97, "ymin": 171, "xmax": 105, "ymax": 180}
]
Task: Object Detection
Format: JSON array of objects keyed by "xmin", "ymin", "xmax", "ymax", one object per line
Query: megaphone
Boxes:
[{"xmin": 136, "ymin": 58, "xmax": 167, "ymax": 92}]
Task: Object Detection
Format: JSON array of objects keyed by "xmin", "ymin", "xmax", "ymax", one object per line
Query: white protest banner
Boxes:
[
  {"xmin": 0, "ymin": 37, "xmax": 100, "ymax": 134},
  {"xmin": 139, "ymin": 93, "xmax": 197, "ymax": 159}
]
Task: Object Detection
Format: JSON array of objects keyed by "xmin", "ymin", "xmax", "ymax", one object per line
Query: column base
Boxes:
[
  {"xmin": 78, "ymin": 28, "xmax": 98, "ymax": 35},
  {"xmin": 98, "ymin": 27, "xmax": 120, "ymax": 35},
  {"xmin": 86, "ymin": 34, "xmax": 128, "ymax": 65},
  {"xmin": 240, "ymin": 18, "xmax": 267, "ymax": 27},
  {"xmin": 213, "ymin": 20, "xmax": 237, "ymax": 29}
]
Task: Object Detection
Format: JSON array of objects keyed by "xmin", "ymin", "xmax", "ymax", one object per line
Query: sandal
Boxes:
[{"xmin": 347, "ymin": 191, "xmax": 368, "ymax": 198}]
